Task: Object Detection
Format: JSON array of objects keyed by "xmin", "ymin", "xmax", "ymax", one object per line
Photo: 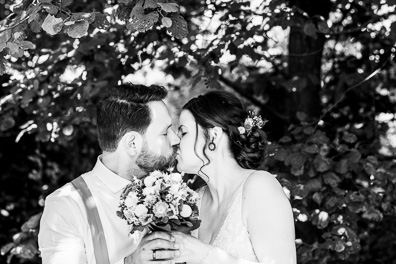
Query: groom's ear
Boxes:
[{"xmin": 122, "ymin": 131, "xmax": 143, "ymax": 157}]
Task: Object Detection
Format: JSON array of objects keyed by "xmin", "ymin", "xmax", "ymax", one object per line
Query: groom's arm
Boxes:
[{"xmin": 39, "ymin": 195, "xmax": 87, "ymax": 264}]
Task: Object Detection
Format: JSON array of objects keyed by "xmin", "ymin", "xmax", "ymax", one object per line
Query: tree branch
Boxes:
[{"xmin": 219, "ymin": 75, "xmax": 290, "ymax": 121}]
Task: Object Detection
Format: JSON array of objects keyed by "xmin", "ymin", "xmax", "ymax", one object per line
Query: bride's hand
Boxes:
[{"xmin": 172, "ymin": 231, "xmax": 214, "ymax": 263}]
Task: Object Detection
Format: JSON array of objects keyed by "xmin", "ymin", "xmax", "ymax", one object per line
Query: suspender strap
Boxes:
[{"xmin": 71, "ymin": 177, "xmax": 110, "ymax": 264}]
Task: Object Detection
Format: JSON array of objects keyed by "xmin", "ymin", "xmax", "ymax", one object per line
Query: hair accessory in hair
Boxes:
[{"xmin": 238, "ymin": 111, "xmax": 267, "ymax": 136}]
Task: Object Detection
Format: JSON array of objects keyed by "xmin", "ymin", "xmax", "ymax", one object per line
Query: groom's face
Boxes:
[{"xmin": 136, "ymin": 101, "xmax": 180, "ymax": 172}]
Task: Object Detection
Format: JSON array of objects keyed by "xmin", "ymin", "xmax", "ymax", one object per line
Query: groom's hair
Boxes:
[{"xmin": 96, "ymin": 83, "xmax": 167, "ymax": 152}]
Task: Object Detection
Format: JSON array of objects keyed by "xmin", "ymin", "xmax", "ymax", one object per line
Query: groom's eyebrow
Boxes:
[{"xmin": 163, "ymin": 124, "xmax": 172, "ymax": 132}]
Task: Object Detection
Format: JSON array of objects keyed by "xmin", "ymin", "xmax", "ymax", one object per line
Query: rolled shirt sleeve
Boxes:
[{"xmin": 39, "ymin": 194, "xmax": 88, "ymax": 264}]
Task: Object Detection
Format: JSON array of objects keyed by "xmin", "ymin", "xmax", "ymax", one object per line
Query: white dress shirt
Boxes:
[{"xmin": 39, "ymin": 156, "xmax": 144, "ymax": 264}]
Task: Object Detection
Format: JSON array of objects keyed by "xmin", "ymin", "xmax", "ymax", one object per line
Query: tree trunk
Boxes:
[{"xmin": 287, "ymin": 0, "xmax": 332, "ymax": 120}]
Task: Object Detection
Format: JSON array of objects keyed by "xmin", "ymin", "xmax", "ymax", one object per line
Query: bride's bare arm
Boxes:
[
  {"xmin": 173, "ymin": 171, "xmax": 296, "ymax": 264},
  {"xmin": 243, "ymin": 171, "xmax": 296, "ymax": 264}
]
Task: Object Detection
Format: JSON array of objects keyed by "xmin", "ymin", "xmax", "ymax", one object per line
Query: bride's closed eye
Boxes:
[{"xmin": 178, "ymin": 126, "xmax": 187, "ymax": 137}]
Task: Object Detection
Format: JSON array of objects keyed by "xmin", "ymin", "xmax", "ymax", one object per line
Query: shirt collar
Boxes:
[{"xmin": 92, "ymin": 155, "xmax": 132, "ymax": 193}]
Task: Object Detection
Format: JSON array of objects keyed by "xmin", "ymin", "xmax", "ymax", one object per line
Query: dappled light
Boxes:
[{"xmin": 1, "ymin": 0, "xmax": 396, "ymax": 263}]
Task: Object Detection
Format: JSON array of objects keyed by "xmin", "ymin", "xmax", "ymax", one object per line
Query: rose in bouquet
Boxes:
[{"xmin": 117, "ymin": 170, "xmax": 201, "ymax": 235}]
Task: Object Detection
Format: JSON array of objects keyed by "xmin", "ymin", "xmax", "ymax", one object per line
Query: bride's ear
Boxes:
[
  {"xmin": 209, "ymin": 126, "xmax": 223, "ymax": 145},
  {"xmin": 122, "ymin": 131, "xmax": 143, "ymax": 157}
]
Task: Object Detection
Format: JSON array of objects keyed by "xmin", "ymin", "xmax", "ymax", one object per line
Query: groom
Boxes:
[{"xmin": 39, "ymin": 84, "xmax": 181, "ymax": 264}]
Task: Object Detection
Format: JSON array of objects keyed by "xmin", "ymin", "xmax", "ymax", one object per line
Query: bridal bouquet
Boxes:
[{"xmin": 117, "ymin": 170, "xmax": 201, "ymax": 235}]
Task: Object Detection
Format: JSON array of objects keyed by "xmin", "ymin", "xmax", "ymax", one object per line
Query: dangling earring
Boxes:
[{"xmin": 208, "ymin": 138, "xmax": 216, "ymax": 151}]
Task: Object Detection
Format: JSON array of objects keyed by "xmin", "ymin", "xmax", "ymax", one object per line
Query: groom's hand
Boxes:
[{"xmin": 124, "ymin": 231, "xmax": 180, "ymax": 264}]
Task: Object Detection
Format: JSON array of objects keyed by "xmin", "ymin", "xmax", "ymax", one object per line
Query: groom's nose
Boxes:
[{"xmin": 169, "ymin": 128, "xmax": 180, "ymax": 146}]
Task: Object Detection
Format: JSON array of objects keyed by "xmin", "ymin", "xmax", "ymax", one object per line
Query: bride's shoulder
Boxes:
[{"xmin": 243, "ymin": 170, "xmax": 287, "ymax": 200}]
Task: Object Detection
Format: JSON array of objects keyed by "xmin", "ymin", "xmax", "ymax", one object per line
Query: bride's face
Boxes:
[{"xmin": 176, "ymin": 110, "xmax": 207, "ymax": 174}]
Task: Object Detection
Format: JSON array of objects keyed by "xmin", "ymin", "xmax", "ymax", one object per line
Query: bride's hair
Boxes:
[{"xmin": 183, "ymin": 90, "xmax": 267, "ymax": 170}]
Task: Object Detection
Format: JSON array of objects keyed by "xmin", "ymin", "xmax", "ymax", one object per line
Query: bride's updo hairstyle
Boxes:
[{"xmin": 183, "ymin": 90, "xmax": 267, "ymax": 169}]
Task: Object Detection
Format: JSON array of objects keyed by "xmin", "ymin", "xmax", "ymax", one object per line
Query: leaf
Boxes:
[
  {"xmin": 1, "ymin": 243, "xmax": 15, "ymax": 256},
  {"xmin": 118, "ymin": 0, "xmax": 134, "ymax": 4},
  {"xmin": 18, "ymin": 41, "xmax": 36, "ymax": 50},
  {"xmin": 71, "ymin": 12, "xmax": 96, "ymax": 23},
  {"xmin": 162, "ymin": 17, "xmax": 172, "ymax": 28},
  {"xmin": 347, "ymin": 201, "xmax": 366, "ymax": 213},
  {"xmin": 28, "ymin": 5, "xmax": 42, "ymax": 23},
  {"xmin": 19, "ymin": 242, "xmax": 38, "ymax": 259},
  {"xmin": 303, "ymin": 126, "xmax": 315, "ymax": 135},
  {"xmin": 279, "ymin": 136, "xmax": 292, "ymax": 143},
  {"xmin": 0, "ymin": 43, "xmax": 6, "ymax": 52},
  {"xmin": 345, "ymin": 150, "xmax": 361, "ymax": 163},
  {"xmin": 312, "ymin": 192, "xmax": 323, "ymax": 204},
  {"xmin": 317, "ymin": 20, "xmax": 330, "ymax": 34},
  {"xmin": 65, "ymin": 20, "xmax": 90, "ymax": 38},
  {"xmin": 274, "ymin": 148, "xmax": 288, "ymax": 161},
  {"xmin": 291, "ymin": 166, "xmax": 304, "ymax": 176},
  {"xmin": 158, "ymin": 2, "xmax": 179, "ymax": 12},
  {"xmin": 313, "ymin": 155, "xmax": 331, "ymax": 172},
  {"xmin": 362, "ymin": 208, "xmax": 383, "ymax": 221},
  {"xmin": 285, "ymin": 153, "xmax": 307, "ymax": 168},
  {"xmin": 30, "ymin": 19, "xmax": 42, "ymax": 33},
  {"xmin": 324, "ymin": 196, "xmax": 338, "ymax": 209},
  {"xmin": 26, "ymin": 213, "xmax": 42, "ymax": 229},
  {"xmin": 309, "ymin": 131, "xmax": 329, "ymax": 144},
  {"xmin": 303, "ymin": 21, "xmax": 317, "ymax": 39},
  {"xmin": 306, "ymin": 178, "xmax": 322, "ymax": 192},
  {"xmin": 39, "ymin": 0, "xmax": 52, "ymax": 3},
  {"xmin": 349, "ymin": 191, "xmax": 365, "ymax": 202},
  {"xmin": 43, "ymin": 4, "xmax": 59, "ymax": 15},
  {"xmin": 128, "ymin": 1, "xmax": 159, "ymax": 32},
  {"xmin": 168, "ymin": 14, "xmax": 188, "ymax": 39},
  {"xmin": 303, "ymin": 144, "xmax": 319, "ymax": 154},
  {"xmin": 323, "ymin": 172, "xmax": 341, "ymax": 187},
  {"xmin": 0, "ymin": 59, "xmax": 5, "ymax": 75},
  {"xmin": 144, "ymin": 0, "xmax": 158, "ymax": 9},
  {"xmin": 0, "ymin": 116, "xmax": 15, "ymax": 131},
  {"xmin": 60, "ymin": 0, "xmax": 73, "ymax": 7},
  {"xmin": 363, "ymin": 162, "xmax": 376, "ymax": 175},
  {"xmin": 0, "ymin": 30, "xmax": 11, "ymax": 43},
  {"xmin": 41, "ymin": 14, "xmax": 63, "ymax": 35},
  {"xmin": 6, "ymin": 42, "xmax": 20, "ymax": 55},
  {"xmin": 335, "ymin": 159, "xmax": 348, "ymax": 174},
  {"xmin": 92, "ymin": 13, "xmax": 110, "ymax": 29},
  {"xmin": 342, "ymin": 132, "xmax": 357, "ymax": 143},
  {"xmin": 296, "ymin": 112, "xmax": 307, "ymax": 121}
]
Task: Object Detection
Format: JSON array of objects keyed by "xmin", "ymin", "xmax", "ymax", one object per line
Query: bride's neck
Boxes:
[{"xmin": 202, "ymin": 157, "xmax": 247, "ymax": 205}]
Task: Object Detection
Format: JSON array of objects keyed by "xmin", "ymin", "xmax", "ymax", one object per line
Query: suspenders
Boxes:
[{"xmin": 71, "ymin": 177, "xmax": 110, "ymax": 264}]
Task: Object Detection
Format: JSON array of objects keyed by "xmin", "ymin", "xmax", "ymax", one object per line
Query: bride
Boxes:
[{"xmin": 172, "ymin": 91, "xmax": 296, "ymax": 263}]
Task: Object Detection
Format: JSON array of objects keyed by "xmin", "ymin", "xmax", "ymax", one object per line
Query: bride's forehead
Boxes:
[{"xmin": 179, "ymin": 110, "xmax": 195, "ymax": 123}]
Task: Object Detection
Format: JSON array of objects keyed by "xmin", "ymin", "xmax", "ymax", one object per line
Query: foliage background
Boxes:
[{"xmin": 0, "ymin": 0, "xmax": 396, "ymax": 263}]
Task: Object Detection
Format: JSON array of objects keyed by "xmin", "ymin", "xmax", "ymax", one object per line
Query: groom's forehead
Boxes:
[{"xmin": 147, "ymin": 101, "xmax": 172, "ymax": 127}]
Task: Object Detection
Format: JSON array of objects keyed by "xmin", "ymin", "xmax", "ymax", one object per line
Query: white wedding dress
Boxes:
[{"xmin": 191, "ymin": 178, "xmax": 259, "ymax": 262}]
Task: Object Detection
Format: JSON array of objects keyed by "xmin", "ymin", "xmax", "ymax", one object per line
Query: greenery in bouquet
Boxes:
[{"xmin": 117, "ymin": 170, "xmax": 201, "ymax": 235}]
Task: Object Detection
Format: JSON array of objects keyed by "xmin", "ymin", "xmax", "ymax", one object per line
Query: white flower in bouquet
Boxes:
[
  {"xmin": 180, "ymin": 204, "xmax": 192, "ymax": 218},
  {"xmin": 143, "ymin": 175, "xmax": 156, "ymax": 187},
  {"xmin": 124, "ymin": 193, "xmax": 139, "ymax": 208},
  {"xmin": 153, "ymin": 201, "xmax": 169, "ymax": 218},
  {"xmin": 143, "ymin": 186, "xmax": 156, "ymax": 196},
  {"xmin": 134, "ymin": 204, "xmax": 148, "ymax": 217},
  {"xmin": 150, "ymin": 170, "xmax": 163, "ymax": 179},
  {"xmin": 169, "ymin": 173, "xmax": 182, "ymax": 183}
]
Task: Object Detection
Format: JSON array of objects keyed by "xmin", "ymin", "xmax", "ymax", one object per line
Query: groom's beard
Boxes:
[{"xmin": 136, "ymin": 143, "xmax": 178, "ymax": 172}]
